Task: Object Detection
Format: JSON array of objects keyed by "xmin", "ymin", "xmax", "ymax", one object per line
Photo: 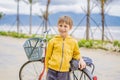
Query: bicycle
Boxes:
[{"xmin": 19, "ymin": 30, "xmax": 97, "ymax": 80}]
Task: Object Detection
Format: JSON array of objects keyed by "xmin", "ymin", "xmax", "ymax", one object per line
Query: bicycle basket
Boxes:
[{"xmin": 23, "ymin": 38, "xmax": 43, "ymax": 61}]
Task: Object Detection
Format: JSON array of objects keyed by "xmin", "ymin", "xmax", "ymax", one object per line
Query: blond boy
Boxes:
[{"xmin": 45, "ymin": 16, "xmax": 86, "ymax": 80}]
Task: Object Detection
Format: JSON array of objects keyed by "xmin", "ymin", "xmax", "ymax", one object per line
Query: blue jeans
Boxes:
[{"xmin": 46, "ymin": 68, "xmax": 70, "ymax": 80}]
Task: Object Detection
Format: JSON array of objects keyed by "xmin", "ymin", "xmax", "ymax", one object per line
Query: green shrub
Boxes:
[
  {"xmin": 78, "ymin": 39, "xmax": 86, "ymax": 47},
  {"xmin": 8, "ymin": 31, "xmax": 18, "ymax": 37},
  {"xmin": 118, "ymin": 43, "xmax": 120, "ymax": 48},
  {"xmin": 94, "ymin": 40, "xmax": 102, "ymax": 45},
  {"xmin": 88, "ymin": 40, "xmax": 93, "ymax": 46},
  {"xmin": 78, "ymin": 39, "xmax": 93, "ymax": 48},
  {"xmin": 113, "ymin": 40, "xmax": 119, "ymax": 46},
  {"xmin": 0, "ymin": 31, "xmax": 7, "ymax": 35},
  {"xmin": 84, "ymin": 40, "xmax": 93, "ymax": 48},
  {"xmin": 84, "ymin": 42, "xmax": 91, "ymax": 48},
  {"xmin": 0, "ymin": 31, "xmax": 32, "ymax": 38}
]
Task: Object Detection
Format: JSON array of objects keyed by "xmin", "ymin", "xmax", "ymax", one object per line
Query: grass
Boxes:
[
  {"xmin": 0, "ymin": 31, "xmax": 31, "ymax": 38},
  {"xmin": 78, "ymin": 39, "xmax": 120, "ymax": 52},
  {"xmin": 0, "ymin": 31, "xmax": 54, "ymax": 40}
]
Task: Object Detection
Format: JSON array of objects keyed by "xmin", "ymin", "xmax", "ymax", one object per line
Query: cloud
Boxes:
[
  {"xmin": 49, "ymin": 5, "xmax": 82, "ymax": 14},
  {"xmin": 0, "ymin": 6, "xmax": 12, "ymax": 13},
  {"xmin": 0, "ymin": 0, "xmax": 120, "ymax": 17},
  {"xmin": 108, "ymin": 5, "xmax": 120, "ymax": 16},
  {"xmin": 39, "ymin": 0, "xmax": 81, "ymax": 5},
  {"xmin": 106, "ymin": 0, "xmax": 120, "ymax": 16}
]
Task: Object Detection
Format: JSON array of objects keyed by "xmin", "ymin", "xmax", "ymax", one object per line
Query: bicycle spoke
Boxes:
[{"xmin": 19, "ymin": 61, "xmax": 45, "ymax": 80}]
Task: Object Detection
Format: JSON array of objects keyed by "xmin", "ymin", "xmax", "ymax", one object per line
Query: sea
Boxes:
[{"xmin": 0, "ymin": 25, "xmax": 120, "ymax": 41}]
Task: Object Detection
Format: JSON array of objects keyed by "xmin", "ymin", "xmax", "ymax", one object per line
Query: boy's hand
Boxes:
[{"xmin": 79, "ymin": 59, "xmax": 86, "ymax": 70}]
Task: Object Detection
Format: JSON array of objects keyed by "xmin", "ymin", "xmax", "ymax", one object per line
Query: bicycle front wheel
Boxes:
[
  {"xmin": 70, "ymin": 68, "xmax": 93, "ymax": 80},
  {"xmin": 19, "ymin": 60, "xmax": 45, "ymax": 80}
]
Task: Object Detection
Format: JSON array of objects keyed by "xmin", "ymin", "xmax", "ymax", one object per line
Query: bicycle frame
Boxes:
[{"xmin": 38, "ymin": 30, "xmax": 50, "ymax": 80}]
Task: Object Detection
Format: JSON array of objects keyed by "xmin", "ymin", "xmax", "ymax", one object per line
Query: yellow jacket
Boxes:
[{"xmin": 45, "ymin": 35, "xmax": 81, "ymax": 72}]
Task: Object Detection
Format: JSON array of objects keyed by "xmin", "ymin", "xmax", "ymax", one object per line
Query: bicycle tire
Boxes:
[
  {"xmin": 71, "ymin": 68, "xmax": 93, "ymax": 80},
  {"xmin": 19, "ymin": 60, "xmax": 45, "ymax": 80}
]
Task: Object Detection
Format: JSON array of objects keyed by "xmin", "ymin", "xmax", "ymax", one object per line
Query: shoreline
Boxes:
[{"xmin": 0, "ymin": 26, "xmax": 120, "ymax": 40}]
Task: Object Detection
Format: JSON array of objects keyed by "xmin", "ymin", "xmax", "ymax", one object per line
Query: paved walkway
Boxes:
[
  {"xmin": 81, "ymin": 48, "xmax": 120, "ymax": 80},
  {"xmin": 0, "ymin": 36, "xmax": 120, "ymax": 80}
]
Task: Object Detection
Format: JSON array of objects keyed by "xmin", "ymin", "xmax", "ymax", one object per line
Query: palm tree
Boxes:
[
  {"xmin": 15, "ymin": 0, "xmax": 21, "ymax": 33},
  {"xmin": 0, "ymin": 13, "xmax": 2, "ymax": 19},
  {"xmin": 0, "ymin": 12, "xmax": 5, "ymax": 19},
  {"xmin": 45, "ymin": 0, "xmax": 50, "ymax": 31},
  {"xmin": 36, "ymin": 10, "xmax": 49, "ymax": 34},
  {"xmin": 37, "ymin": 0, "xmax": 50, "ymax": 32},
  {"xmin": 23, "ymin": 0, "xmax": 39, "ymax": 34},
  {"xmin": 86, "ymin": 0, "xmax": 90, "ymax": 40},
  {"xmin": 96, "ymin": 0, "xmax": 112, "ymax": 41},
  {"xmin": 99, "ymin": 0, "xmax": 106, "ymax": 41}
]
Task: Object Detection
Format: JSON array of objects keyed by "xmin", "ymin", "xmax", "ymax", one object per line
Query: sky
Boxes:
[{"xmin": 0, "ymin": 0, "xmax": 120, "ymax": 17}]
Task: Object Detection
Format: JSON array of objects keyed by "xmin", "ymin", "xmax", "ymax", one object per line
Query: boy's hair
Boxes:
[{"xmin": 57, "ymin": 16, "xmax": 73, "ymax": 29}]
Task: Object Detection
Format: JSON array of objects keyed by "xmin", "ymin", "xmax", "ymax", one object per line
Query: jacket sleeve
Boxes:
[
  {"xmin": 72, "ymin": 40, "xmax": 81, "ymax": 60},
  {"xmin": 45, "ymin": 39, "xmax": 54, "ymax": 70}
]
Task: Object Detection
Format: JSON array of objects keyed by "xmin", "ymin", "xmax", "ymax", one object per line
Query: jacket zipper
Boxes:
[{"xmin": 59, "ymin": 39, "xmax": 65, "ymax": 71}]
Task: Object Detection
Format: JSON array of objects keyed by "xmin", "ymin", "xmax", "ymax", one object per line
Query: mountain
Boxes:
[{"xmin": 0, "ymin": 12, "xmax": 120, "ymax": 26}]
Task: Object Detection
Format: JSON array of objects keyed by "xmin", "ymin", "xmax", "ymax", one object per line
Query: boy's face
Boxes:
[{"xmin": 58, "ymin": 22, "xmax": 71, "ymax": 38}]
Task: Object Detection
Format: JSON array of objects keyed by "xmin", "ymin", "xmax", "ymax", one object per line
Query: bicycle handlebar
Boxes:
[
  {"xmin": 43, "ymin": 29, "xmax": 51, "ymax": 39},
  {"xmin": 40, "ymin": 29, "xmax": 51, "ymax": 48}
]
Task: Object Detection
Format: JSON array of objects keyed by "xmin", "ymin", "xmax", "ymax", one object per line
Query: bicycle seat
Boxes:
[{"xmin": 83, "ymin": 56, "xmax": 93, "ymax": 67}]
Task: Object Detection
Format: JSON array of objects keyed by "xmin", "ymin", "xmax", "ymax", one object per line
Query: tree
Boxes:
[
  {"xmin": 23, "ymin": 0, "xmax": 39, "ymax": 34},
  {"xmin": 101, "ymin": 0, "xmax": 105, "ymax": 41},
  {"xmin": 86, "ymin": 0, "xmax": 90, "ymax": 40},
  {"xmin": 95, "ymin": 0, "xmax": 112, "ymax": 41},
  {"xmin": 15, "ymin": 0, "xmax": 21, "ymax": 33},
  {"xmin": 0, "ymin": 12, "xmax": 5, "ymax": 19},
  {"xmin": 45, "ymin": 0, "xmax": 50, "ymax": 31},
  {"xmin": 36, "ymin": 0, "xmax": 50, "ymax": 33}
]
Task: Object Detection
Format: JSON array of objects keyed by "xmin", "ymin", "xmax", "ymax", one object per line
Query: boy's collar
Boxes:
[{"xmin": 55, "ymin": 35, "xmax": 71, "ymax": 39}]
